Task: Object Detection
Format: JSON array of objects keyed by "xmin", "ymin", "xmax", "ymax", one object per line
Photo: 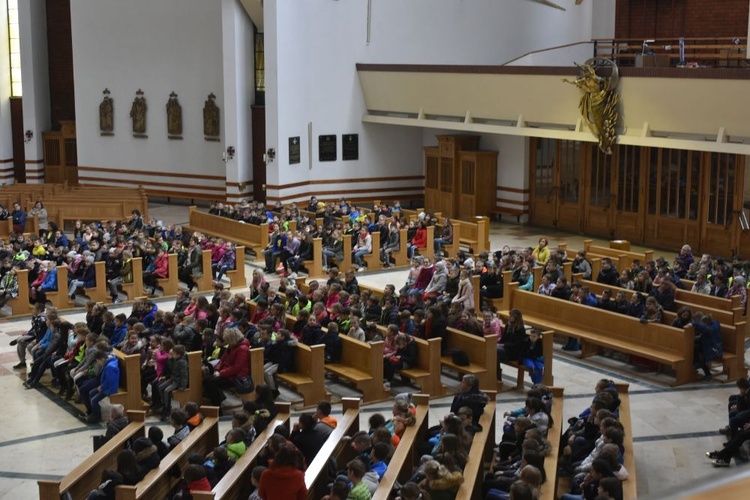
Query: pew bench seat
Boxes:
[
  {"xmin": 399, "ymin": 366, "xmax": 433, "ymax": 391},
  {"xmin": 502, "ymin": 310, "xmax": 685, "ymax": 364},
  {"xmin": 440, "ymin": 356, "xmax": 487, "ymax": 379},
  {"xmin": 325, "ymin": 363, "xmax": 371, "ymax": 383}
]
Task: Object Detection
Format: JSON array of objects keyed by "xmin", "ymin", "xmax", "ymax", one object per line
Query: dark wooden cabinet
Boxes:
[{"xmin": 43, "ymin": 120, "xmax": 78, "ymax": 184}]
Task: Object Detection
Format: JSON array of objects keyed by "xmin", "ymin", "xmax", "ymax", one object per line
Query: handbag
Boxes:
[{"xmin": 234, "ymin": 375, "xmax": 255, "ymax": 394}]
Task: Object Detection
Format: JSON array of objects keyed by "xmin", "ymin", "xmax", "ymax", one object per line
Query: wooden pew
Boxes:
[
  {"xmin": 80, "ymin": 261, "xmax": 109, "ymax": 304},
  {"xmin": 186, "ymin": 206, "xmax": 269, "ymax": 258},
  {"xmin": 120, "ymin": 257, "xmax": 145, "ymax": 301},
  {"xmin": 6, "ymin": 268, "xmax": 31, "ymax": 316},
  {"xmin": 45, "ymin": 265, "xmax": 71, "ymax": 311},
  {"xmin": 37, "ymin": 410, "xmax": 147, "ymax": 500},
  {"xmin": 193, "ymin": 250, "xmax": 213, "ymax": 292},
  {"xmin": 304, "ymin": 398, "xmax": 362, "ymax": 499},
  {"xmin": 577, "ymin": 278, "xmax": 746, "ymax": 383},
  {"xmin": 156, "ymin": 253, "xmax": 179, "ymax": 297},
  {"xmin": 226, "ymin": 245, "xmax": 247, "ymax": 288},
  {"xmin": 613, "ymin": 383, "xmax": 637, "ymax": 500},
  {"xmin": 542, "ymin": 387, "xmax": 565, "ymax": 500},
  {"xmin": 436, "ymin": 220, "xmax": 461, "ymax": 258},
  {"xmin": 373, "ymin": 394, "xmax": 430, "ymax": 498},
  {"xmin": 498, "ymin": 284, "xmax": 696, "ymax": 386},
  {"xmin": 111, "ymin": 349, "xmax": 145, "ymax": 412},
  {"xmin": 442, "ymin": 328, "xmax": 498, "ymax": 392},
  {"xmin": 361, "ymin": 230, "xmax": 382, "ymax": 271},
  {"xmin": 456, "ymin": 391, "xmax": 497, "ymax": 500},
  {"xmin": 173, "ymin": 351, "xmax": 204, "ymax": 408},
  {"xmin": 391, "ymin": 228, "xmax": 410, "ymax": 267},
  {"xmin": 458, "ymin": 216, "xmax": 490, "ymax": 255},
  {"xmin": 115, "ymin": 406, "xmax": 220, "ymax": 500},
  {"xmin": 244, "ymin": 347, "xmax": 266, "ymax": 402},
  {"xmin": 193, "ymin": 403, "xmax": 291, "ymax": 500},
  {"xmin": 304, "ymin": 238, "xmax": 324, "ymax": 278},
  {"xmin": 584, "ymin": 239, "xmax": 653, "ymax": 270},
  {"xmin": 372, "ymin": 323, "xmax": 445, "ymax": 397},
  {"xmin": 503, "ymin": 329, "xmax": 555, "ymax": 390},
  {"xmin": 276, "ymin": 343, "xmax": 329, "ymax": 408},
  {"xmin": 577, "ymin": 277, "xmax": 742, "ymax": 325},
  {"xmin": 326, "ymin": 335, "xmax": 390, "ymax": 403}
]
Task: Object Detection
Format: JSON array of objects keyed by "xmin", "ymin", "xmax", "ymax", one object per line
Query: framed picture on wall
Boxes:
[
  {"xmin": 343, "ymin": 134, "xmax": 358, "ymax": 161},
  {"xmin": 319, "ymin": 135, "xmax": 337, "ymax": 162}
]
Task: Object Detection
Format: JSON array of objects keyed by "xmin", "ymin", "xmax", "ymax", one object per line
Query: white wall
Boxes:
[
  {"xmin": 592, "ymin": 0, "xmax": 617, "ymax": 40},
  {"xmin": 19, "ymin": 0, "xmax": 50, "ymax": 183},
  {"xmin": 222, "ymin": 0, "xmax": 255, "ymax": 202},
  {"xmin": 0, "ymin": 1, "xmax": 13, "ymax": 179},
  {"xmin": 265, "ymin": 0, "xmax": 601, "ymax": 203},
  {"xmin": 70, "ymin": 0, "xmax": 227, "ymax": 198}
]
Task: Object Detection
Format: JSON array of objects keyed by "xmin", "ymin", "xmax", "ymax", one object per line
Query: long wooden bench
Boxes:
[
  {"xmin": 498, "ymin": 284, "xmax": 696, "ymax": 386},
  {"xmin": 193, "ymin": 403, "xmax": 291, "ymax": 500},
  {"xmin": 115, "ymin": 406, "xmax": 220, "ymax": 500},
  {"xmin": 584, "ymin": 239, "xmax": 653, "ymax": 270},
  {"xmin": 156, "ymin": 253, "xmax": 179, "ymax": 297},
  {"xmin": 578, "ymin": 278, "xmax": 746, "ymax": 383},
  {"xmin": 192, "ymin": 250, "xmax": 214, "ymax": 292},
  {"xmin": 442, "ymin": 327, "xmax": 498, "ymax": 392},
  {"xmin": 304, "ymin": 398, "xmax": 362, "ymax": 499},
  {"xmin": 361, "ymin": 230, "xmax": 382, "ymax": 271},
  {"xmin": 372, "ymin": 323, "xmax": 445, "ymax": 397},
  {"xmin": 503, "ymin": 329, "xmax": 555, "ymax": 390},
  {"xmin": 226, "ymin": 245, "xmax": 247, "ymax": 288},
  {"xmin": 111, "ymin": 349, "xmax": 145, "ymax": 412},
  {"xmin": 37, "ymin": 410, "xmax": 147, "ymax": 500},
  {"xmin": 373, "ymin": 394, "xmax": 430, "ymax": 498},
  {"xmin": 456, "ymin": 391, "xmax": 497, "ymax": 500},
  {"xmin": 187, "ymin": 206, "xmax": 269, "ymax": 257},
  {"xmin": 120, "ymin": 257, "xmax": 145, "ymax": 301},
  {"xmin": 45, "ymin": 265, "xmax": 70, "ymax": 311},
  {"xmin": 326, "ymin": 335, "xmax": 390, "ymax": 403},
  {"xmin": 173, "ymin": 351, "xmax": 204, "ymax": 408},
  {"xmin": 541, "ymin": 387, "xmax": 565, "ymax": 500},
  {"xmin": 5, "ymin": 268, "xmax": 31, "ymax": 316},
  {"xmin": 458, "ymin": 216, "xmax": 490, "ymax": 255},
  {"xmin": 76, "ymin": 261, "xmax": 109, "ymax": 304},
  {"xmin": 245, "ymin": 347, "xmax": 266, "ymax": 403},
  {"xmin": 276, "ymin": 342, "xmax": 328, "ymax": 408},
  {"xmin": 614, "ymin": 383, "xmax": 637, "ymax": 500}
]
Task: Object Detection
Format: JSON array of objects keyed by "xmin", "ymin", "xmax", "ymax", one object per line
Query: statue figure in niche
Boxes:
[
  {"xmin": 99, "ymin": 89, "xmax": 114, "ymax": 134},
  {"xmin": 203, "ymin": 93, "xmax": 220, "ymax": 138},
  {"xmin": 166, "ymin": 91, "xmax": 182, "ymax": 136},
  {"xmin": 130, "ymin": 89, "xmax": 147, "ymax": 135}
]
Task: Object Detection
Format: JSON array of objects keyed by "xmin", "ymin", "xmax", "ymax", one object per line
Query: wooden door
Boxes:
[
  {"xmin": 643, "ymin": 148, "xmax": 701, "ymax": 250},
  {"xmin": 613, "ymin": 145, "xmax": 646, "ymax": 242},
  {"xmin": 556, "ymin": 140, "xmax": 584, "ymax": 232},
  {"xmin": 583, "ymin": 145, "xmax": 614, "ymax": 238},
  {"xmin": 529, "ymin": 138, "xmax": 557, "ymax": 228},
  {"xmin": 700, "ymin": 153, "xmax": 744, "ymax": 256},
  {"xmin": 458, "ymin": 156, "xmax": 476, "ymax": 218},
  {"xmin": 424, "ymin": 148, "xmax": 440, "ymax": 211}
]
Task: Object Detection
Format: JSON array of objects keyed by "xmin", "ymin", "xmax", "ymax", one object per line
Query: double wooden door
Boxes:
[{"xmin": 529, "ymin": 138, "xmax": 745, "ymax": 256}]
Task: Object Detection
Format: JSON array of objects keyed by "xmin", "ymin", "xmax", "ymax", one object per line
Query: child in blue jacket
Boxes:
[{"xmin": 81, "ymin": 350, "xmax": 120, "ymax": 423}]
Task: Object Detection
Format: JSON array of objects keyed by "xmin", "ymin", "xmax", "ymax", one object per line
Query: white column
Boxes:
[
  {"xmin": 0, "ymin": 2, "xmax": 14, "ymax": 182},
  {"xmin": 19, "ymin": 0, "xmax": 50, "ymax": 183},
  {"xmin": 264, "ymin": 0, "xmax": 280, "ymax": 199},
  {"xmin": 221, "ymin": 0, "xmax": 255, "ymax": 202}
]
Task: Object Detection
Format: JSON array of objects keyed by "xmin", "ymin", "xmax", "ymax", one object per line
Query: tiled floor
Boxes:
[{"xmin": 0, "ymin": 203, "xmax": 743, "ymax": 499}]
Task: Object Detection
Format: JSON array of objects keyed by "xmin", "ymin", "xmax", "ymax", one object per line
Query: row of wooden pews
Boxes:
[
  {"xmin": 38, "ymin": 406, "xmax": 220, "ymax": 500},
  {"xmin": 193, "ymin": 403, "xmax": 292, "ymax": 500},
  {"xmin": 578, "ymin": 277, "xmax": 747, "ymax": 383}
]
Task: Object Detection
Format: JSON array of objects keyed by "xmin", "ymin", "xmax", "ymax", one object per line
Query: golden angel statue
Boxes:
[{"xmin": 564, "ymin": 58, "xmax": 619, "ymax": 155}]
